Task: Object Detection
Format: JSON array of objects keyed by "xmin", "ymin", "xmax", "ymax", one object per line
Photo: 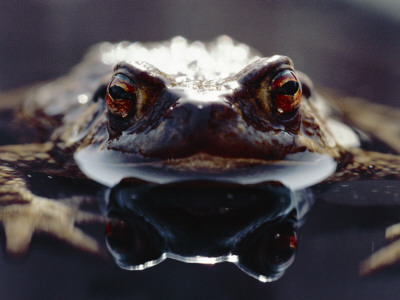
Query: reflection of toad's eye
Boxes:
[
  {"xmin": 106, "ymin": 218, "xmax": 132, "ymax": 253},
  {"xmin": 269, "ymin": 226, "xmax": 297, "ymax": 265},
  {"xmin": 106, "ymin": 73, "xmax": 137, "ymax": 120},
  {"xmin": 105, "ymin": 214, "xmax": 163, "ymax": 268},
  {"xmin": 236, "ymin": 221, "xmax": 298, "ymax": 280},
  {"xmin": 271, "ymin": 70, "xmax": 302, "ymax": 118}
]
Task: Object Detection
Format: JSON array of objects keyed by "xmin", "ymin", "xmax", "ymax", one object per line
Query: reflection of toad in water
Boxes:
[{"xmin": 105, "ymin": 180, "xmax": 313, "ymax": 282}]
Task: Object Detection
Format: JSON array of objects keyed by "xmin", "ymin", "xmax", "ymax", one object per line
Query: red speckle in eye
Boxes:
[{"xmin": 106, "ymin": 92, "xmax": 133, "ymax": 118}]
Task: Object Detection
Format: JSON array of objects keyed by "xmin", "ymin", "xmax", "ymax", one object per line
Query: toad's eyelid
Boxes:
[
  {"xmin": 272, "ymin": 70, "xmax": 298, "ymax": 84},
  {"xmin": 108, "ymin": 73, "xmax": 137, "ymax": 95},
  {"xmin": 113, "ymin": 73, "xmax": 131, "ymax": 80},
  {"xmin": 110, "ymin": 82, "xmax": 130, "ymax": 91}
]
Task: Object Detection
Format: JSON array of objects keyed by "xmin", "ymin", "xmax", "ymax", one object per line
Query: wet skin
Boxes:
[{"xmin": 0, "ymin": 37, "xmax": 399, "ymax": 273}]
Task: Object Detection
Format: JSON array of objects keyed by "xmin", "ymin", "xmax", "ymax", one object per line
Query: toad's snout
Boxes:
[
  {"xmin": 117, "ymin": 88, "xmax": 300, "ymax": 160},
  {"xmin": 159, "ymin": 93, "xmax": 244, "ymax": 157},
  {"xmin": 165, "ymin": 96, "xmax": 237, "ymax": 138}
]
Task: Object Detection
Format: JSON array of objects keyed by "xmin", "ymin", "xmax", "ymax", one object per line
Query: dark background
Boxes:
[
  {"xmin": 1, "ymin": 0, "xmax": 400, "ymax": 299},
  {"xmin": 1, "ymin": 0, "xmax": 399, "ymax": 108}
]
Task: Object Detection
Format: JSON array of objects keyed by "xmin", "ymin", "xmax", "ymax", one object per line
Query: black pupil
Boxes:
[
  {"xmin": 109, "ymin": 85, "xmax": 136, "ymax": 101},
  {"xmin": 277, "ymin": 81, "xmax": 299, "ymax": 95}
]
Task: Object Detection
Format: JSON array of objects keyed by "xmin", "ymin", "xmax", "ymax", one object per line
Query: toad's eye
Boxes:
[
  {"xmin": 106, "ymin": 73, "xmax": 137, "ymax": 122},
  {"xmin": 270, "ymin": 70, "xmax": 302, "ymax": 118}
]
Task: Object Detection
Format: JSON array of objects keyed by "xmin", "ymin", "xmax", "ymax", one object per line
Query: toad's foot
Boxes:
[
  {"xmin": 329, "ymin": 148, "xmax": 400, "ymax": 183},
  {"xmin": 360, "ymin": 223, "xmax": 400, "ymax": 276},
  {"xmin": 0, "ymin": 165, "xmax": 107, "ymax": 256},
  {"xmin": 322, "ymin": 92, "xmax": 400, "ymax": 154}
]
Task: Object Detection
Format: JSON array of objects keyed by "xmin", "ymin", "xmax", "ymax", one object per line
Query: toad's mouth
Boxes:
[{"xmin": 74, "ymin": 147, "xmax": 336, "ymax": 190}]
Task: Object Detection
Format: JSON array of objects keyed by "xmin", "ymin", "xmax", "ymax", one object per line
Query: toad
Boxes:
[{"xmin": 0, "ymin": 37, "xmax": 398, "ymax": 271}]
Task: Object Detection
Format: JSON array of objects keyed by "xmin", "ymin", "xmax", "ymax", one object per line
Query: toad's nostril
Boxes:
[
  {"xmin": 146, "ymin": 98, "xmax": 249, "ymax": 158},
  {"xmin": 164, "ymin": 98, "xmax": 238, "ymax": 136}
]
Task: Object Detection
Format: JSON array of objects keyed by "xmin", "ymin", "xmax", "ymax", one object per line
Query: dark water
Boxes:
[
  {"xmin": 2, "ymin": 179, "xmax": 400, "ymax": 300},
  {"xmin": 1, "ymin": 1, "xmax": 400, "ymax": 299}
]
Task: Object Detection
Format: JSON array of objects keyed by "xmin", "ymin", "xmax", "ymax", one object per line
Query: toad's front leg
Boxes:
[
  {"xmin": 360, "ymin": 224, "xmax": 400, "ymax": 276},
  {"xmin": 0, "ymin": 144, "xmax": 107, "ymax": 255}
]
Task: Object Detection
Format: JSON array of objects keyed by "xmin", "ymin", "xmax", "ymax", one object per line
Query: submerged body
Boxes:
[{"xmin": 0, "ymin": 36, "xmax": 399, "ymax": 274}]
